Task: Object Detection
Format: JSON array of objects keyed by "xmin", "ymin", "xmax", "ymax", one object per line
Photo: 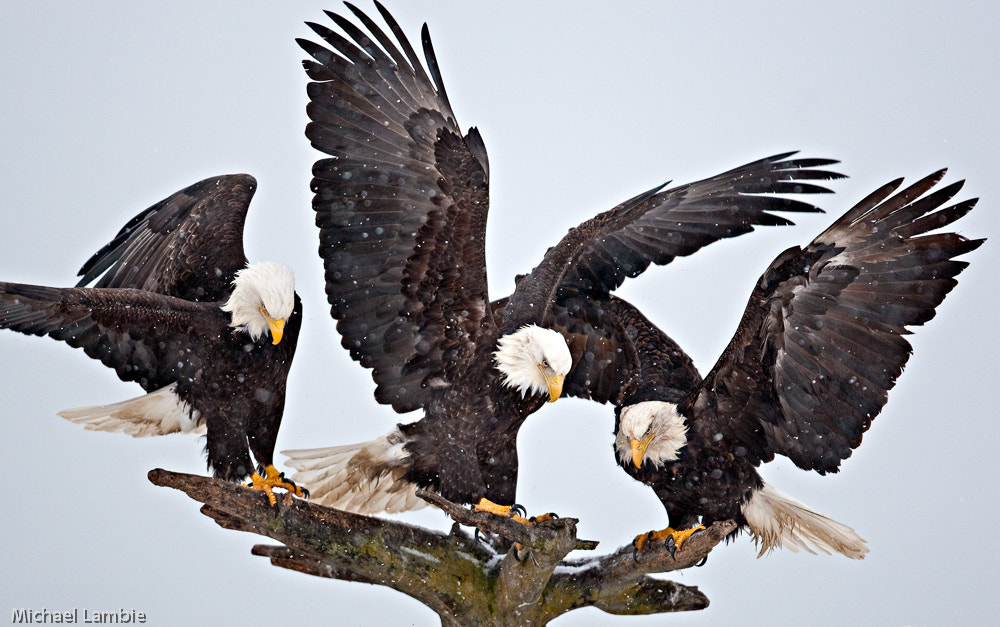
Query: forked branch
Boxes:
[{"xmin": 149, "ymin": 468, "xmax": 733, "ymax": 625}]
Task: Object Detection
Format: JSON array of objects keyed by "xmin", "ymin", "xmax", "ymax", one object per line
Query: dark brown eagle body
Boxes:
[
  {"xmin": 177, "ymin": 295, "xmax": 302, "ymax": 481},
  {"xmin": 400, "ymin": 357, "xmax": 548, "ymax": 505},
  {"xmin": 615, "ymin": 172, "xmax": 983, "ymax": 556},
  {"xmin": 396, "ymin": 327, "xmax": 536, "ymax": 504},
  {"xmin": 0, "ymin": 175, "xmax": 302, "ymax": 484},
  {"xmin": 286, "ymin": 2, "xmax": 842, "ymax": 513},
  {"xmin": 624, "ymin": 421, "xmax": 762, "ymax": 533}
]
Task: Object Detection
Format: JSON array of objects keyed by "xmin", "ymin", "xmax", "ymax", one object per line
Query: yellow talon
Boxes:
[
  {"xmin": 633, "ymin": 525, "xmax": 705, "ymax": 552},
  {"xmin": 474, "ymin": 497, "xmax": 532, "ymax": 525},
  {"xmin": 246, "ymin": 464, "xmax": 309, "ymax": 506}
]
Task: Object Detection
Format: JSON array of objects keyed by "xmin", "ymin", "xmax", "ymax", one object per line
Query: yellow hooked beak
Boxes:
[
  {"xmin": 538, "ymin": 365, "xmax": 564, "ymax": 403},
  {"xmin": 630, "ymin": 433, "xmax": 655, "ymax": 468},
  {"xmin": 259, "ymin": 307, "xmax": 286, "ymax": 345}
]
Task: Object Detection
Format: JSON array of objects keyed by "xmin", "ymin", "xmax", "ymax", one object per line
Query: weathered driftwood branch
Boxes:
[{"xmin": 148, "ymin": 468, "xmax": 734, "ymax": 625}]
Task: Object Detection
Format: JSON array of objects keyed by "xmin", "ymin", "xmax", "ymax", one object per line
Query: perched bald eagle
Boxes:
[
  {"xmin": 613, "ymin": 171, "xmax": 983, "ymax": 558},
  {"xmin": 0, "ymin": 174, "xmax": 306, "ymax": 504},
  {"xmin": 283, "ymin": 2, "xmax": 841, "ymax": 520}
]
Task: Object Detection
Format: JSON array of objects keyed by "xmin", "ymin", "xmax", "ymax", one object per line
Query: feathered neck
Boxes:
[
  {"xmin": 616, "ymin": 401, "xmax": 688, "ymax": 468},
  {"xmin": 220, "ymin": 261, "xmax": 295, "ymax": 341},
  {"xmin": 493, "ymin": 324, "xmax": 572, "ymax": 398}
]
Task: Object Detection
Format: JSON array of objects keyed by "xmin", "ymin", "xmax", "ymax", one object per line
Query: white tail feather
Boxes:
[
  {"xmin": 742, "ymin": 482, "xmax": 869, "ymax": 559},
  {"xmin": 282, "ymin": 427, "xmax": 425, "ymax": 515},
  {"xmin": 57, "ymin": 384, "xmax": 204, "ymax": 438}
]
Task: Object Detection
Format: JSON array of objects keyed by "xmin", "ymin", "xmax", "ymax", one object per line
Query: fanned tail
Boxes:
[
  {"xmin": 282, "ymin": 427, "xmax": 425, "ymax": 514},
  {"xmin": 57, "ymin": 384, "xmax": 204, "ymax": 438},
  {"xmin": 742, "ymin": 482, "xmax": 869, "ymax": 559}
]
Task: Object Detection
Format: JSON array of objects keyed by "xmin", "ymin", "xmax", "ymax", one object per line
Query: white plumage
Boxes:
[
  {"xmin": 57, "ymin": 383, "xmax": 205, "ymax": 438},
  {"xmin": 742, "ymin": 482, "xmax": 869, "ymax": 559},
  {"xmin": 615, "ymin": 400, "xmax": 688, "ymax": 468},
  {"xmin": 221, "ymin": 261, "xmax": 296, "ymax": 341},
  {"xmin": 493, "ymin": 324, "xmax": 572, "ymax": 399},
  {"xmin": 283, "ymin": 427, "xmax": 427, "ymax": 514}
]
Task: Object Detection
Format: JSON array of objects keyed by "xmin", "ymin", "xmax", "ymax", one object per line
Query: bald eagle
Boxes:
[
  {"xmin": 0, "ymin": 174, "xmax": 306, "ymax": 504},
  {"xmin": 283, "ymin": 2, "xmax": 841, "ymax": 520},
  {"xmin": 613, "ymin": 171, "xmax": 983, "ymax": 558}
]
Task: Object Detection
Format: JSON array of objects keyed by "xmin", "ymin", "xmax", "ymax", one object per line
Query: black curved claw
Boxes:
[
  {"xmin": 529, "ymin": 512, "xmax": 560, "ymax": 523},
  {"xmin": 512, "ymin": 542, "xmax": 529, "ymax": 562},
  {"xmin": 509, "ymin": 503, "xmax": 527, "ymax": 519},
  {"xmin": 283, "ymin": 476, "xmax": 308, "ymax": 498},
  {"xmin": 665, "ymin": 535, "xmax": 677, "ymax": 559},
  {"xmin": 631, "ymin": 532, "xmax": 651, "ymax": 563},
  {"xmin": 695, "ymin": 555, "xmax": 709, "ymax": 567}
]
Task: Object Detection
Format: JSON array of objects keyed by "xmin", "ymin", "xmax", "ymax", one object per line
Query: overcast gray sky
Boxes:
[{"xmin": 1, "ymin": 2, "xmax": 997, "ymax": 625}]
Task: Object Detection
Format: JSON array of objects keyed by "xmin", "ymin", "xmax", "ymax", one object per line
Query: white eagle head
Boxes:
[
  {"xmin": 494, "ymin": 324, "xmax": 572, "ymax": 402},
  {"xmin": 616, "ymin": 400, "xmax": 688, "ymax": 469},
  {"xmin": 221, "ymin": 261, "xmax": 296, "ymax": 344}
]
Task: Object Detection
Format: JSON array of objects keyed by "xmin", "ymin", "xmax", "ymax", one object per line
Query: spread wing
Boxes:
[
  {"xmin": 0, "ymin": 283, "xmax": 226, "ymax": 392},
  {"xmin": 680, "ymin": 171, "xmax": 984, "ymax": 472},
  {"xmin": 76, "ymin": 174, "xmax": 255, "ymax": 301},
  {"xmin": 302, "ymin": 3, "xmax": 493, "ymax": 413},
  {"xmin": 503, "ymin": 153, "xmax": 843, "ymax": 325}
]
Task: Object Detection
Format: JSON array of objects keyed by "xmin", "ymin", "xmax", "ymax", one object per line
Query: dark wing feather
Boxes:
[
  {"xmin": 0, "ymin": 282, "xmax": 225, "ymax": 392},
  {"xmin": 682, "ymin": 171, "xmax": 984, "ymax": 473},
  {"xmin": 75, "ymin": 174, "xmax": 254, "ymax": 301},
  {"xmin": 303, "ymin": 4, "xmax": 493, "ymax": 413},
  {"xmin": 504, "ymin": 153, "xmax": 843, "ymax": 326}
]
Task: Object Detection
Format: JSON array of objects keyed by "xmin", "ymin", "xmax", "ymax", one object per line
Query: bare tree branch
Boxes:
[{"xmin": 149, "ymin": 468, "xmax": 733, "ymax": 625}]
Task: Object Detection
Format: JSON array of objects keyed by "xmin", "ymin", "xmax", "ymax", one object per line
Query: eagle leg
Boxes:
[
  {"xmin": 474, "ymin": 497, "xmax": 532, "ymax": 525},
  {"xmin": 246, "ymin": 464, "xmax": 310, "ymax": 506},
  {"xmin": 633, "ymin": 525, "xmax": 706, "ymax": 555}
]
